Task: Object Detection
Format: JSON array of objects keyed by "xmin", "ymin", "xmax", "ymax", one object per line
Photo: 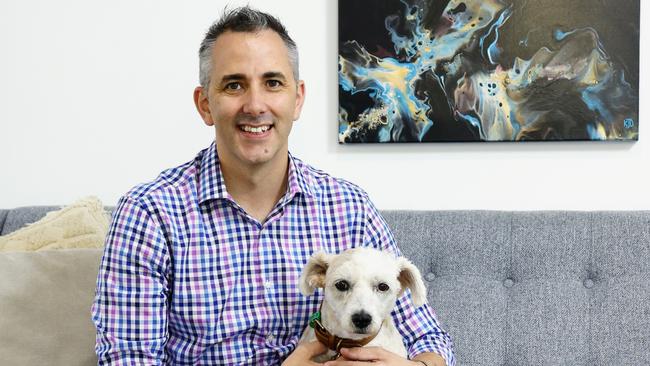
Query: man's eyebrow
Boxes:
[
  {"xmin": 220, "ymin": 74, "xmax": 246, "ymax": 83},
  {"xmin": 263, "ymin": 71, "xmax": 287, "ymax": 80},
  {"xmin": 219, "ymin": 72, "xmax": 287, "ymax": 83}
]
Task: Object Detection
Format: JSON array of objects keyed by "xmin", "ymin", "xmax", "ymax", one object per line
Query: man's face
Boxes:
[{"xmin": 195, "ymin": 29, "xmax": 305, "ymax": 169}]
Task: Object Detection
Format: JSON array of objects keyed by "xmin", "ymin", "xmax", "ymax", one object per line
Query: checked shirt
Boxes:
[{"xmin": 92, "ymin": 142, "xmax": 455, "ymax": 365}]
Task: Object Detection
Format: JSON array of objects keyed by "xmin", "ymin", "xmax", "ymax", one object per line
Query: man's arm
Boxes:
[
  {"xmin": 91, "ymin": 196, "xmax": 171, "ymax": 365},
  {"xmin": 324, "ymin": 347, "xmax": 446, "ymax": 366},
  {"xmin": 282, "ymin": 341, "xmax": 329, "ymax": 366},
  {"xmin": 412, "ymin": 351, "xmax": 447, "ymax": 366}
]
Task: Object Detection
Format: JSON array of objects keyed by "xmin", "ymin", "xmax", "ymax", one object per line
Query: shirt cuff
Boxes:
[{"xmin": 409, "ymin": 336, "xmax": 456, "ymax": 366}]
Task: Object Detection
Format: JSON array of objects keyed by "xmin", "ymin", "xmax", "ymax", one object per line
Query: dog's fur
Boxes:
[{"xmin": 298, "ymin": 247, "xmax": 427, "ymax": 361}]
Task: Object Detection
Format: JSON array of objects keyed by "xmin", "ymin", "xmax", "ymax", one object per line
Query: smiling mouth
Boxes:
[{"xmin": 239, "ymin": 125, "xmax": 273, "ymax": 134}]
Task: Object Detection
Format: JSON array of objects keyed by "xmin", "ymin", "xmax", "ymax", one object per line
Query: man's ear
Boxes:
[
  {"xmin": 397, "ymin": 257, "xmax": 427, "ymax": 307},
  {"xmin": 193, "ymin": 86, "xmax": 214, "ymax": 127},
  {"xmin": 292, "ymin": 80, "xmax": 306, "ymax": 121},
  {"xmin": 299, "ymin": 251, "xmax": 332, "ymax": 296}
]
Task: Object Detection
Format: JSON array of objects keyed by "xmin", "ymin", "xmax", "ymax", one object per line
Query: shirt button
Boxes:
[
  {"xmin": 266, "ymin": 334, "xmax": 275, "ymax": 342},
  {"xmin": 265, "ymin": 280, "xmax": 273, "ymax": 290}
]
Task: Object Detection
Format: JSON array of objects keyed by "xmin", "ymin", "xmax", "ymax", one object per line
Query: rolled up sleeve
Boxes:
[{"xmin": 91, "ymin": 195, "xmax": 171, "ymax": 365}]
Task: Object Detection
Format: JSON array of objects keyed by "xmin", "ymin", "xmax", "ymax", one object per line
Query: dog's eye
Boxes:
[
  {"xmin": 377, "ymin": 283, "xmax": 390, "ymax": 292},
  {"xmin": 335, "ymin": 280, "xmax": 350, "ymax": 292}
]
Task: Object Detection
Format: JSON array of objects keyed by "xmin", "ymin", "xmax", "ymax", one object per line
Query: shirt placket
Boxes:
[{"xmin": 251, "ymin": 222, "xmax": 275, "ymax": 346}]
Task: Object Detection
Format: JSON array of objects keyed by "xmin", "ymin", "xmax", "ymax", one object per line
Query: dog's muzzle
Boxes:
[{"xmin": 309, "ymin": 310, "xmax": 382, "ymax": 358}]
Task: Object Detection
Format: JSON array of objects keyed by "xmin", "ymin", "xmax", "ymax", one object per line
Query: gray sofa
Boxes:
[{"xmin": 1, "ymin": 207, "xmax": 649, "ymax": 365}]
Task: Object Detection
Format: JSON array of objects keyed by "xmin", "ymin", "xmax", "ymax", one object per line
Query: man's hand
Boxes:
[
  {"xmin": 322, "ymin": 347, "xmax": 422, "ymax": 366},
  {"xmin": 282, "ymin": 340, "xmax": 329, "ymax": 366}
]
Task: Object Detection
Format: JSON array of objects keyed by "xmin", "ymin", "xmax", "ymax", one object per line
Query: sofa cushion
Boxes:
[
  {"xmin": 0, "ymin": 248, "xmax": 102, "ymax": 366},
  {"xmin": 0, "ymin": 197, "xmax": 109, "ymax": 251}
]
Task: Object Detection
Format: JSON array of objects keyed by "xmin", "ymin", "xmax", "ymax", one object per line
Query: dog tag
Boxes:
[{"xmin": 309, "ymin": 311, "xmax": 321, "ymax": 328}]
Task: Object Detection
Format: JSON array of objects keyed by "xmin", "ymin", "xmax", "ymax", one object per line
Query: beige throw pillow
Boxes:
[
  {"xmin": 0, "ymin": 196, "xmax": 110, "ymax": 252},
  {"xmin": 0, "ymin": 248, "xmax": 102, "ymax": 366}
]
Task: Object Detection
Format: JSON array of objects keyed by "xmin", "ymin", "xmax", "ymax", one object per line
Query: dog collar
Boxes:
[{"xmin": 308, "ymin": 311, "xmax": 381, "ymax": 354}]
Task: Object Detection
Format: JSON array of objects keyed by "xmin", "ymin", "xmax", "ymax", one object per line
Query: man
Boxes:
[{"xmin": 92, "ymin": 6, "xmax": 455, "ymax": 366}]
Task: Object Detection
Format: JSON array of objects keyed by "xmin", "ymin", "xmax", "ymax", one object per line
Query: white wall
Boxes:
[{"xmin": 1, "ymin": 0, "xmax": 648, "ymax": 210}]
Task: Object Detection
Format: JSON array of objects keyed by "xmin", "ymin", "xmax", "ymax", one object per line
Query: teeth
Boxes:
[{"xmin": 240, "ymin": 125, "xmax": 271, "ymax": 133}]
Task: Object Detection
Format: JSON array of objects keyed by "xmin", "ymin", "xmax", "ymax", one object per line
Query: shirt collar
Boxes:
[
  {"xmin": 198, "ymin": 142, "xmax": 314, "ymax": 205},
  {"xmin": 198, "ymin": 141, "xmax": 230, "ymax": 204},
  {"xmin": 286, "ymin": 152, "xmax": 315, "ymax": 199}
]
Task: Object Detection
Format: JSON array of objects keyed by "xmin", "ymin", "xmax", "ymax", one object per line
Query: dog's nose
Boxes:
[{"xmin": 351, "ymin": 311, "xmax": 372, "ymax": 329}]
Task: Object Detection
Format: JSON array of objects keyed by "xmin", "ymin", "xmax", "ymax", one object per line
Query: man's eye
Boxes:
[
  {"xmin": 267, "ymin": 79, "xmax": 283, "ymax": 88},
  {"xmin": 335, "ymin": 280, "xmax": 350, "ymax": 292},
  {"xmin": 224, "ymin": 82, "xmax": 242, "ymax": 91}
]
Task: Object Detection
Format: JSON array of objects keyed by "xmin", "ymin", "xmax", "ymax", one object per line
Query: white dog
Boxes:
[{"xmin": 298, "ymin": 247, "xmax": 427, "ymax": 361}]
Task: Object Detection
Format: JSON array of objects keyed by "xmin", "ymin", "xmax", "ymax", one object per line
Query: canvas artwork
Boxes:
[{"xmin": 338, "ymin": 0, "xmax": 640, "ymax": 143}]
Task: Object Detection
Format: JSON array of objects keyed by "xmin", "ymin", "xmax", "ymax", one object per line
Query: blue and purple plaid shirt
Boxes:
[{"xmin": 92, "ymin": 142, "xmax": 455, "ymax": 365}]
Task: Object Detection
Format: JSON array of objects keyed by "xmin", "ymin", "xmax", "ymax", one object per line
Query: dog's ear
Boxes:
[
  {"xmin": 299, "ymin": 251, "xmax": 332, "ymax": 296},
  {"xmin": 397, "ymin": 257, "xmax": 427, "ymax": 307}
]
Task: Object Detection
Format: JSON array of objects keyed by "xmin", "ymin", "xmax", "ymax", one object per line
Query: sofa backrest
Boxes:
[
  {"xmin": 382, "ymin": 210, "xmax": 650, "ymax": 366},
  {"xmin": 0, "ymin": 206, "xmax": 64, "ymax": 235}
]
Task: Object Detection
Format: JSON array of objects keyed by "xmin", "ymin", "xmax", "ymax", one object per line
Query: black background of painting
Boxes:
[
  {"xmin": 338, "ymin": 0, "xmax": 640, "ymax": 142},
  {"xmin": 497, "ymin": 0, "xmax": 639, "ymax": 89}
]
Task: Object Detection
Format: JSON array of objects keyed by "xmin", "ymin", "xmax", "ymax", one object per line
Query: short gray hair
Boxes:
[{"xmin": 198, "ymin": 6, "xmax": 299, "ymax": 93}]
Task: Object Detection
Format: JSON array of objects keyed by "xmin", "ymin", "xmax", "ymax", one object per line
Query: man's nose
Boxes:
[{"xmin": 242, "ymin": 86, "xmax": 268, "ymax": 115}]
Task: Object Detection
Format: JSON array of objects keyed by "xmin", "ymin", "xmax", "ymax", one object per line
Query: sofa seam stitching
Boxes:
[
  {"xmin": 504, "ymin": 213, "xmax": 514, "ymax": 365},
  {"xmin": 588, "ymin": 211, "xmax": 594, "ymax": 364}
]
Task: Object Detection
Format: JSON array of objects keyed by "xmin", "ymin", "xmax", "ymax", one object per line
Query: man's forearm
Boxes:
[{"xmin": 412, "ymin": 352, "xmax": 447, "ymax": 366}]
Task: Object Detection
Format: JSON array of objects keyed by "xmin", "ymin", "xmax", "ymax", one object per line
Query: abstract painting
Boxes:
[{"xmin": 338, "ymin": 0, "xmax": 639, "ymax": 143}]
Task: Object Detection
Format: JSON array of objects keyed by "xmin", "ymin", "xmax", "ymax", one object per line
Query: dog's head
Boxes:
[{"xmin": 299, "ymin": 247, "xmax": 426, "ymax": 339}]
